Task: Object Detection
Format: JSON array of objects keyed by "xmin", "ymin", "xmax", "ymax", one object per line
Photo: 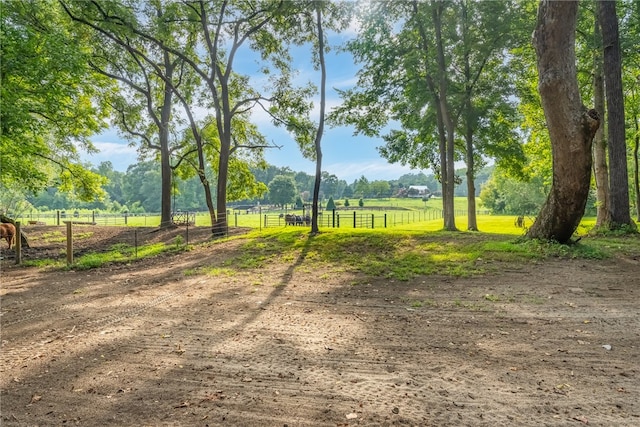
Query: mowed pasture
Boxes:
[{"xmin": 12, "ymin": 197, "xmax": 476, "ymax": 228}]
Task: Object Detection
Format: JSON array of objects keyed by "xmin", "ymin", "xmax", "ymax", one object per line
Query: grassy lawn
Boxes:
[{"xmin": 195, "ymin": 216, "xmax": 639, "ymax": 282}]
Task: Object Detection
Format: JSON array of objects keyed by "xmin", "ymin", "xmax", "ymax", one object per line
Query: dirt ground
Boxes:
[{"xmin": 1, "ymin": 226, "xmax": 639, "ymax": 426}]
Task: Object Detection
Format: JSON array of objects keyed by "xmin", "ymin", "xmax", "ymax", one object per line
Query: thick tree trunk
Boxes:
[
  {"xmin": 527, "ymin": 0, "xmax": 600, "ymax": 243},
  {"xmin": 159, "ymin": 52, "xmax": 174, "ymax": 229},
  {"xmin": 213, "ymin": 135, "xmax": 230, "ymax": 237},
  {"xmin": 592, "ymin": 8, "xmax": 610, "ymax": 227},
  {"xmin": 598, "ymin": 0, "xmax": 632, "ymax": 227}
]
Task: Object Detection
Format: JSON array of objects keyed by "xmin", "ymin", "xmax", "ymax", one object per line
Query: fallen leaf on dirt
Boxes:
[
  {"xmin": 346, "ymin": 413, "xmax": 358, "ymax": 419},
  {"xmin": 30, "ymin": 394, "xmax": 42, "ymax": 403},
  {"xmin": 242, "ymin": 377, "xmax": 253, "ymax": 382},
  {"xmin": 174, "ymin": 401, "xmax": 190, "ymax": 408},
  {"xmin": 572, "ymin": 415, "xmax": 589, "ymax": 424}
]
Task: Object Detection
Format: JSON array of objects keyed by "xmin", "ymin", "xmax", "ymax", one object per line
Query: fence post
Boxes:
[
  {"xmin": 353, "ymin": 211, "xmax": 356, "ymax": 228},
  {"xmin": 15, "ymin": 221, "xmax": 22, "ymax": 265},
  {"xmin": 65, "ymin": 221, "xmax": 73, "ymax": 266},
  {"xmin": 371, "ymin": 214, "xmax": 374, "ymax": 229},
  {"xmin": 384, "ymin": 214, "xmax": 387, "ymax": 228},
  {"xmin": 332, "ymin": 209, "xmax": 336, "ymax": 228}
]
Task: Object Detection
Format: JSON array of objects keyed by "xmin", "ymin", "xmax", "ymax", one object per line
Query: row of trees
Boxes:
[
  {"xmin": 22, "ymin": 161, "xmax": 487, "ymax": 214},
  {"xmin": 2, "ymin": 1, "xmax": 638, "ymax": 241}
]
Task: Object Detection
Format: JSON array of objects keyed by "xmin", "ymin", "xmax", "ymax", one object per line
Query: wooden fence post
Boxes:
[
  {"xmin": 66, "ymin": 221, "xmax": 73, "ymax": 266},
  {"xmin": 15, "ymin": 221, "xmax": 22, "ymax": 265}
]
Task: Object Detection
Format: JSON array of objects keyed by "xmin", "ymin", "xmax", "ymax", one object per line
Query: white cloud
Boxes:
[
  {"xmin": 81, "ymin": 141, "xmax": 139, "ymax": 171},
  {"xmin": 324, "ymin": 160, "xmax": 423, "ymax": 183}
]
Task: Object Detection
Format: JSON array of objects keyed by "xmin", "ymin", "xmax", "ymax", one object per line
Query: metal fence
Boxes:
[
  {"xmin": 13, "ymin": 208, "xmax": 489, "ymax": 230},
  {"xmin": 15, "ymin": 211, "xmax": 162, "ymax": 226},
  {"xmin": 262, "ymin": 208, "xmax": 486, "ymax": 229}
]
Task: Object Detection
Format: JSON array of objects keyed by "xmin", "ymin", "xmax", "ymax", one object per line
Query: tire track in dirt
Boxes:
[{"xmin": 0, "ymin": 280, "xmax": 194, "ymax": 374}]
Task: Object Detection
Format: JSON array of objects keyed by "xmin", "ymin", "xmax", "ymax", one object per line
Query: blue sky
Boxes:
[{"xmin": 84, "ymin": 28, "xmax": 422, "ymax": 184}]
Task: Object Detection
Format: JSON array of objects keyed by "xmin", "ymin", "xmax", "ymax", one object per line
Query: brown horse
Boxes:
[{"xmin": 0, "ymin": 223, "xmax": 16, "ymax": 249}]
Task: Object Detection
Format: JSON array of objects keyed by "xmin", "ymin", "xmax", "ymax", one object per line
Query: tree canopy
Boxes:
[{"xmin": 1, "ymin": 0, "xmax": 110, "ymax": 201}]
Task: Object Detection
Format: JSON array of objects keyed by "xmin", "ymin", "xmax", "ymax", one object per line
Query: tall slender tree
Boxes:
[
  {"xmin": 591, "ymin": 2, "xmax": 611, "ymax": 227},
  {"xmin": 598, "ymin": 0, "xmax": 633, "ymax": 228}
]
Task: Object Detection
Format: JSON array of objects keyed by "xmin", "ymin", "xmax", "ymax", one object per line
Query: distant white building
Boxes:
[{"xmin": 407, "ymin": 185, "xmax": 431, "ymax": 198}]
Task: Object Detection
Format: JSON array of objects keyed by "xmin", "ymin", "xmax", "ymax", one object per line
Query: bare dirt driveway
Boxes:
[{"xmin": 1, "ymin": 227, "xmax": 639, "ymax": 426}]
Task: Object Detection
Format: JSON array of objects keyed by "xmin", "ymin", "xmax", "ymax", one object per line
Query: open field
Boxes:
[
  {"xmin": 10, "ymin": 197, "xmax": 479, "ymax": 228},
  {"xmin": 1, "ymin": 223, "xmax": 639, "ymax": 426}
]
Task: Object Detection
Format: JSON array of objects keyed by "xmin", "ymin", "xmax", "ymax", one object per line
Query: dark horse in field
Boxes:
[{"xmin": 282, "ymin": 214, "xmax": 311, "ymax": 226}]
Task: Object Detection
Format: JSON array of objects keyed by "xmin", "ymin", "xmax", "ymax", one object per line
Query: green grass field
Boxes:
[
  {"xmin": 20, "ymin": 198, "xmax": 639, "ymax": 273},
  {"xmin": 16, "ymin": 197, "xmax": 582, "ymax": 234}
]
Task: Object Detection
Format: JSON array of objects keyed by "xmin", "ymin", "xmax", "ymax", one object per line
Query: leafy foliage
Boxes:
[
  {"xmin": 1, "ymin": 0, "xmax": 110, "ymax": 201},
  {"xmin": 268, "ymin": 175, "xmax": 297, "ymax": 206}
]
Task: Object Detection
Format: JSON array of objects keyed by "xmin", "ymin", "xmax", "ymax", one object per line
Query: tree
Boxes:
[
  {"xmin": 584, "ymin": 1, "xmax": 611, "ymax": 227},
  {"xmin": 268, "ymin": 175, "xmax": 297, "ymax": 206},
  {"xmin": 334, "ymin": 1, "xmax": 525, "ymax": 232},
  {"xmin": 354, "ymin": 176, "xmax": 370, "ymax": 198},
  {"xmin": 598, "ymin": 0, "xmax": 634, "ymax": 228},
  {"xmin": 526, "ymin": 1, "xmax": 601, "ymax": 243},
  {"xmin": 326, "ymin": 197, "xmax": 336, "ymax": 211},
  {"xmin": 1, "ymin": 0, "xmax": 109, "ymax": 201},
  {"xmin": 370, "ymin": 180, "xmax": 391, "ymax": 198},
  {"xmin": 122, "ymin": 161, "xmax": 162, "ymax": 213},
  {"xmin": 61, "ymin": 0, "xmax": 212, "ymax": 227},
  {"xmin": 139, "ymin": 1, "xmax": 306, "ymax": 236}
]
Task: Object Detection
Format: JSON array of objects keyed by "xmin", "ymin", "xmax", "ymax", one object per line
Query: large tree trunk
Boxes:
[
  {"xmin": 527, "ymin": 0, "xmax": 600, "ymax": 243},
  {"xmin": 213, "ymin": 134, "xmax": 230, "ymax": 237},
  {"xmin": 598, "ymin": 0, "xmax": 632, "ymax": 227},
  {"xmin": 159, "ymin": 51, "xmax": 174, "ymax": 228},
  {"xmin": 592, "ymin": 7, "xmax": 610, "ymax": 227}
]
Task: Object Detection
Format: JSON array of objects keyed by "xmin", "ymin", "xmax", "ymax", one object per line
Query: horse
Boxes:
[
  {"xmin": 284, "ymin": 214, "xmax": 296, "ymax": 226},
  {"xmin": 0, "ymin": 223, "xmax": 16, "ymax": 249}
]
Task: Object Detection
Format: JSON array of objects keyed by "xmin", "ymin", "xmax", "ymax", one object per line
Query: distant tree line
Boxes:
[{"xmin": 20, "ymin": 160, "xmax": 493, "ymax": 214}]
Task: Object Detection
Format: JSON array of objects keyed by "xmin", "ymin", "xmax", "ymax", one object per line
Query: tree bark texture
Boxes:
[
  {"xmin": 592, "ymin": 6, "xmax": 610, "ymax": 227},
  {"xmin": 159, "ymin": 51, "xmax": 174, "ymax": 228},
  {"xmin": 433, "ymin": 3, "xmax": 457, "ymax": 232},
  {"xmin": 527, "ymin": 0, "xmax": 600, "ymax": 243},
  {"xmin": 598, "ymin": 0, "xmax": 632, "ymax": 227},
  {"xmin": 634, "ymin": 116, "xmax": 640, "ymax": 222},
  {"xmin": 311, "ymin": 7, "xmax": 326, "ymax": 235}
]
